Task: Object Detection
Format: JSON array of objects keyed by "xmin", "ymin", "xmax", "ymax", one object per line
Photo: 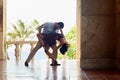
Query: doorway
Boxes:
[{"xmin": 3, "ymin": 0, "xmax": 81, "ymax": 60}]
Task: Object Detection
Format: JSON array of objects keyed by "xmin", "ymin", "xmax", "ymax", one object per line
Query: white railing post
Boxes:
[
  {"xmin": 15, "ymin": 43, "xmax": 19, "ymax": 61},
  {"xmin": 5, "ymin": 41, "xmax": 37, "ymax": 61}
]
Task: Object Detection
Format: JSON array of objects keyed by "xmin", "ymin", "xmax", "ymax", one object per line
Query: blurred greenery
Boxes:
[
  {"xmin": 6, "ymin": 19, "xmax": 39, "ymax": 50},
  {"xmin": 7, "ymin": 19, "xmax": 39, "ymax": 41},
  {"xmin": 66, "ymin": 25, "xmax": 76, "ymax": 40}
]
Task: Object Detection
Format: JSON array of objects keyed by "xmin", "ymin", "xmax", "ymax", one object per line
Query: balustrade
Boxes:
[
  {"xmin": 5, "ymin": 40, "xmax": 76, "ymax": 60},
  {"xmin": 5, "ymin": 41, "xmax": 37, "ymax": 60}
]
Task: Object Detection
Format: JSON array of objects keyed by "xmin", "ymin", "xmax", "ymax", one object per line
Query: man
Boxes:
[
  {"xmin": 40, "ymin": 33, "xmax": 69, "ymax": 66},
  {"xmin": 25, "ymin": 22, "xmax": 64, "ymax": 67},
  {"xmin": 41, "ymin": 33, "xmax": 65, "ymax": 66}
]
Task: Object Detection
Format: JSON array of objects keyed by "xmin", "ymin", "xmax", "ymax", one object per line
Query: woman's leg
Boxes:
[
  {"xmin": 44, "ymin": 46, "xmax": 56, "ymax": 63},
  {"xmin": 51, "ymin": 45, "xmax": 58, "ymax": 60}
]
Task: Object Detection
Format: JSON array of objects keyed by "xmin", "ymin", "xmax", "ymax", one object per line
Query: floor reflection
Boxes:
[{"xmin": 0, "ymin": 59, "xmax": 81, "ymax": 80}]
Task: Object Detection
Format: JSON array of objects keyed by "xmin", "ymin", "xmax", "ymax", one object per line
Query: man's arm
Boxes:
[
  {"xmin": 57, "ymin": 43, "xmax": 62, "ymax": 49},
  {"xmin": 60, "ymin": 29, "xmax": 64, "ymax": 36},
  {"xmin": 38, "ymin": 25, "xmax": 42, "ymax": 33},
  {"xmin": 57, "ymin": 38, "xmax": 66, "ymax": 49}
]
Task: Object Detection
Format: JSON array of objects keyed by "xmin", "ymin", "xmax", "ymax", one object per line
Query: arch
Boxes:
[{"xmin": 2, "ymin": 0, "xmax": 81, "ymax": 60}]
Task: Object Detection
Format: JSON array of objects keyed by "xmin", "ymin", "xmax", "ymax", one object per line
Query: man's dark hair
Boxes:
[{"xmin": 57, "ymin": 22, "xmax": 64, "ymax": 28}]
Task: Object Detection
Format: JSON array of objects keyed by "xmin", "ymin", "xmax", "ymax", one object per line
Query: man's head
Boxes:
[
  {"xmin": 55, "ymin": 22, "xmax": 64, "ymax": 29},
  {"xmin": 57, "ymin": 22, "xmax": 64, "ymax": 28}
]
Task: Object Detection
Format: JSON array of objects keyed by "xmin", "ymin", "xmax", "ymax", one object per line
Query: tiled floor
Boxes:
[
  {"xmin": 0, "ymin": 59, "xmax": 120, "ymax": 80},
  {"xmin": 0, "ymin": 59, "xmax": 83, "ymax": 80},
  {"xmin": 84, "ymin": 70, "xmax": 120, "ymax": 80}
]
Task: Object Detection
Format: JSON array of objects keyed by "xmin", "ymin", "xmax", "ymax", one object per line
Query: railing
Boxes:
[
  {"xmin": 5, "ymin": 41, "xmax": 37, "ymax": 60},
  {"xmin": 5, "ymin": 40, "xmax": 76, "ymax": 61}
]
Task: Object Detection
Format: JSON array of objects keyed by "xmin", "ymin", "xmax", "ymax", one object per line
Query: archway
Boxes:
[{"xmin": 3, "ymin": 0, "xmax": 81, "ymax": 60}]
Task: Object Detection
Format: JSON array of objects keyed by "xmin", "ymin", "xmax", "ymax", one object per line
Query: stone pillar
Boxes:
[
  {"xmin": 76, "ymin": 0, "xmax": 81, "ymax": 60},
  {"xmin": 81, "ymin": 0, "xmax": 116, "ymax": 69},
  {"xmin": 0, "ymin": 0, "xmax": 5, "ymax": 60},
  {"xmin": 116, "ymin": 0, "xmax": 120, "ymax": 69}
]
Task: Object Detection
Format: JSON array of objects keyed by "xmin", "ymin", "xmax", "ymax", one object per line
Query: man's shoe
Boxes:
[
  {"xmin": 50, "ymin": 63, "xmax": 60, "ymax": 66},
  {"xmin": 25, "ymin": 62, "xmax": 29, "ymax": 67},
  {"xmin": 50, "ymin": 61, "xmax": 60, "ymax": 66}
]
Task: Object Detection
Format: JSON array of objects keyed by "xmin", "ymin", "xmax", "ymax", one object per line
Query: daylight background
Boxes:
[
  {"xmin": 6, "ymin": 0, "xmax": 76, "ymax": 60},
  {"xmin": 6, "ymin": 0, "xmax": 76, "ymax": 34}
]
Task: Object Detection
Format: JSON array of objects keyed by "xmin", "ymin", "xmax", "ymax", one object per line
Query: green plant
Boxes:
[{"xmin": 7, "ymin": 19, "xmax": 39, "ymax": 41}]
